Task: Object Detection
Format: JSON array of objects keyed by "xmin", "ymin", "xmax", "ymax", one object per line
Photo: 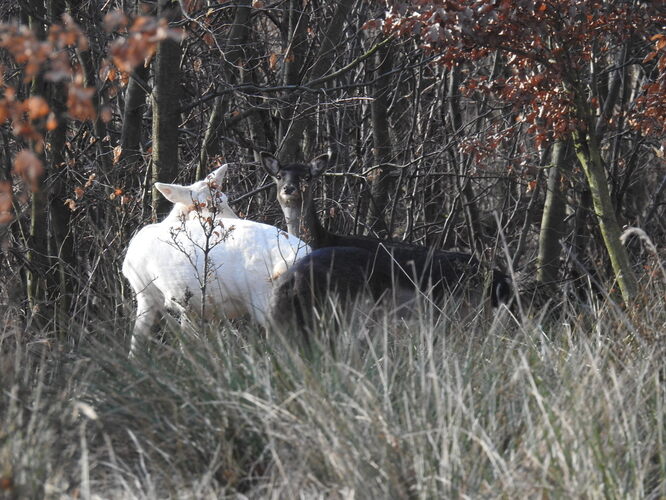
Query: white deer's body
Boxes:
[{"xmin": 122, "ymin": 165, "xmax": 310, "ymax": 354}]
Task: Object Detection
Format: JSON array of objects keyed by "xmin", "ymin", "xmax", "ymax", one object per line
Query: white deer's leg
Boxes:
[
  {"xmin": 248, "ymin": 293, "xmax": 271, "ymax": 329},
  {"xmin": 130, "ymin": 295, "xmax": 160, "ymax": 356}
]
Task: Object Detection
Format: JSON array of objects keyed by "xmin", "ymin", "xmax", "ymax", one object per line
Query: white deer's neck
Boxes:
[{"xmin": 162, "ymin": 203, "xmax": 190, "ymax": 225}]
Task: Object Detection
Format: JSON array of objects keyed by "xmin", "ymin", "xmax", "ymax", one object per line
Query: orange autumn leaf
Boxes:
[
  {"xmin": 25, "ymin": 96, "xmax": 50, "ymax": 120},
  {"xmin": 100, "ymin": 107, "xmax": 113, "ymax": 123},
  {"xmin": 12, "ymin": 150, "xmax": 44, "ymax": 192},
  {"xmin": 103, "ymin": 10, "xmax": 129, "ymax": 32},
  {"xmin": 0, "ymin": 181, "xmax": 13, "ymax": 225},
  {"xmin": 67, "ymin": 84, "xmax": 96, "ymax": 121},
  {"xmin": 0, "ymin": 476, "xmax": 13, "ymax": 491},
  {"xmin": 46, "ymin": 113, "xmax": 58, "ymax": 131},
  {"xmin": 269, "ymin": 53, "xmax": 280, "ymax": 70}
]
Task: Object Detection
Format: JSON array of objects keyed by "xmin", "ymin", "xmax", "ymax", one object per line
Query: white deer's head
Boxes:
[{"xmin": 155, "ymin": 164, "xmax": 239, "ymax": 221}]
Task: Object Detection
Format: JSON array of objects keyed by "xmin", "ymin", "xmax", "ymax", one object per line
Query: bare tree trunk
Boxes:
[
  {"xmin": 119, "ymin": 64, "xmax": 150, "ymax": 177},
  {"xmin": 367, "ymin": 39, "xmax": 394, "ymax": 237},
  {"xmin": 47, "ymin": 80, "xmax": 73, "ymax": 333},
  {"xmin": 566, "ymin": 47, "xmax": 638, "ymax": 305},
  {"xmin": 277, "ymin": 0, "xmax": 310, "ymax": 148},
  {"xmin": 151, "ymin": 0, "xmax": 182, "ymax": 218},
  {"xmin": 22, "ymin": 0, "xmax": 73, "ymax": 330},
  {"xmin": 199, "ymin": 0, "xmax": 252, "ymax": 176},
  {"xmin": 278, "ymin": 0, "xmax": 355, "ymax": 163},
  {"xmin": 537, "ymin": 139, "xmax": 572, "ymax": 289},
  {"xmin": 243, "ymin": 72, "xmax": 269, "ymax": 162},
  {"xmin": 46, "ymin": 0, "xmax": 75, "ymax": 335},
  {"xmin": 572, "ymin": 96, "xmax": 638, "ymax": 304},
  {"xmin": 77, "ymin": 49, "xmax": 111, "ymax": 171},
  {"xmin": 118, "ymin": 2, "xmax": 152, "ymax": 178},
  {"xmin": 448, "ymin": 64, "xmax": 484, "ymax": 254},
  {"xmin": 571, "ymin": 187, "xmax": 592, "ymax": 268},
  {"xmin": 24, "ymin": 0, "xmax": 49, "ymax": 319},
  {"xmin": 69, "ymin": 0, "xmax": 112, "ymax": 173},
  {"xmin": 199, "ymin": 97, "xmax": 226, "ymax": 178}
]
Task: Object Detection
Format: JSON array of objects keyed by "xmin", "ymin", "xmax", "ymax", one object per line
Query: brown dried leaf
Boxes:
[
  {"xmin": 84, "ymin": 173, "xmax": 96, "ymax": 188},
  {"xmin": 46, "ymin": 113, "xmax": 58, "ymax": 131},
  {"xmin": 25, "ymin": 96, "xmax": 50, "ymax": 120},
  {"xmin": 644, "ymin": 51, "xmax": 657, "ymax": 64},
  {"xmin": 67, "ymin": 83, "xmax": 96, "ymax": 121},
  {"xmin": 113, "ymin": 145, "xmax": 122, "ymax": 164},
  {"xmin": 100, "ymin": 107, "xmax": 113, "ymax": 123},
  {"xmin": 0, "ymin": 181, "xmax": 13, "ymax": 224},
  {"xmin": 269, "ymin": 53, "xmax": 280, "ymax": 70},
  {"xmin": 13, "ymin": 150, "xmax": 44, "ymax": 192},
  {"xmin": 103, "ymin": 10, "xmax": 129, "ymax": 32}
]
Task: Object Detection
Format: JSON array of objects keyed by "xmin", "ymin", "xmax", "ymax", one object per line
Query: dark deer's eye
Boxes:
[
  {"xmin": 304, "ymin": 175, "xmax": 311, "ymax": 181},
  {"xmin": 276, "ymin": 175, "xmax": 282, "ymax": 180}
]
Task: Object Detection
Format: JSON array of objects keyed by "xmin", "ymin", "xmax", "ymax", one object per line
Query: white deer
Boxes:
[{"xmin": 122, "ymin": 165, "xmax": 310, "ymax": 354}]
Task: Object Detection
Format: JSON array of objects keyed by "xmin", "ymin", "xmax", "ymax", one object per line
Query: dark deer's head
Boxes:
[{"xmin": 260, "ymin": 152, "xmax": 330, "ymax": 238}]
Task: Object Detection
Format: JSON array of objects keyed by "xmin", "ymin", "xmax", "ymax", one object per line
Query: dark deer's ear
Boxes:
[
  {"xmin": 309, "ymin": 153, "xmax": 330, "ymax": 177},
  {"xmin": 260, "ymin": 152, "xmax": 281, "ymax": 177}
]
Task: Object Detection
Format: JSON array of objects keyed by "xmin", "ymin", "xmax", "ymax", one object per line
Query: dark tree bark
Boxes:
[
  {"xmin": 277, "ymin": 0, "xmax": 310, "ymax": 148},
  {"xmin": 24, "ymin": 0, "xmax": 49, "ymax": 318},
  {"xmin": 367, "ymin": 39, "xmax": 394, "ymax": 237},
  {"xmin": 119, "ymin": 1, "xmax": 152, "ymax": 179},
  {"xmin": 119, "ymin": 64, "xmax": 150, "ymax": 177},
  {"xmin": 21, "ymin": 0, "xmax": 74, "ymax": 331},
  {"xmin": 199, "ymin": 0, "xmax": 252, "ymax": 176},
  {"xmin": 278, "ymin": 0, "xmax": 355, "ymax": 163},
  {"xmin": 46, "ymin": 0, "xmax": 75, "ymax": 334},
  {"xmin": 447, "ymin": 64, "xmax": 484, "ymax": 255},
  {"xmin": 69, "ymin": 0, "xmax": 112, "ymax": 173},
  {"xmin": 151, "ymin": 0, "xmax": 182, "ymax": 218}
]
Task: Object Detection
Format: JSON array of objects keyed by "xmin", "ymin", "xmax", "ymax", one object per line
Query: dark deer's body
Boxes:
[
  {"xmin": 262, "ymin": 153, "xmax": 511, "ymax": 335},
  {"xmin": 268, "ymin": 247, "xmax": 408, "ymax": 340}
]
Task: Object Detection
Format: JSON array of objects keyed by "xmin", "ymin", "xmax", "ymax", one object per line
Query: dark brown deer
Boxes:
[
  {"xmin": 268, "ymin": 246, "xmax": 414, "ymax": 343},
  {"xmin": 262, "ymin": 152, "xmax": 512, "ymax": 336}
]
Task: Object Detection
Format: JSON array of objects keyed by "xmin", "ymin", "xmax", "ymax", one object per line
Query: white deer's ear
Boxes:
[
  {"xmin": 154, "ymin": 182, "xmax": 193, "ymax": 205},
  {"xmin": 309, "ymin": 153, "xmax": 330, "ymax": 177},
  {"xmin": 207, "ymin": 164, "xmax": 229, "ymax": 185},
  {"xmin": 260, "ymin": 152, "xmax": 281, "ymax": 176}
]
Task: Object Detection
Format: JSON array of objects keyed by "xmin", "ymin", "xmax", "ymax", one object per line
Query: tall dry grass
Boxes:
[{"xmin": 1, "ymin": 277, "xmax": 664, "ymax": 499}]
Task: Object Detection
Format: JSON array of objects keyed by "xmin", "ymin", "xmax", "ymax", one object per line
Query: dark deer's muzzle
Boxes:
[{"xmin": 280, "ymin": 184, "xmax": 302, "ymax": 206}]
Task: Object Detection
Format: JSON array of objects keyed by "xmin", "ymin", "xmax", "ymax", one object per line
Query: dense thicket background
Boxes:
[
  {"xmin": 0, "ymin": 0, "xmax": 664, "ymax": 326},
  {"xmin": 0, "ymin": 1, "xmax": 664, "ymax": 498}
]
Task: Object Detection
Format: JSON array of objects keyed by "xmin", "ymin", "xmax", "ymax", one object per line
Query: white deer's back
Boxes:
[{"xmin": 123, "ymin": 216, "xmax": 310, "ymax": 323}]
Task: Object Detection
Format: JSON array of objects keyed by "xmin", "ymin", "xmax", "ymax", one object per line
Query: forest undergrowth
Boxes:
[
  {"xmin": 0, "ymin": 3, "xmax": 665, "ymax": 498},
  {"xmin": 1, "ymin": 274, "xmax": 664, "ymax": 499}
]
